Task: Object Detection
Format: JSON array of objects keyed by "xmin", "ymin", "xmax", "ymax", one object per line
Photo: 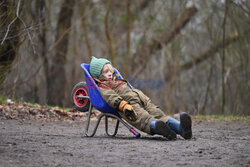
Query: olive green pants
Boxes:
[{"xmin": 119, "ymin": 97, "xmax": 170, "ymax": 134}]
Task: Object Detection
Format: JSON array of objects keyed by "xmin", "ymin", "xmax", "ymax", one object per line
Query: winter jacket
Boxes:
[
  {"xmin": 94, "ymin": 74, "xmax": 149, "ymax": 109},
  {"xmin": 94, "ymin": 73, "xmax": 170, "ymax": 134}
]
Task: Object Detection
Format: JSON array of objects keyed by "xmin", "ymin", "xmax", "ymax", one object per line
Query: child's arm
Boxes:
[
  {"xmin": 99, "ymin": 86, "xmax": 137, "ymax": 121},
  {"xmin": 118, "ymin": 100, "xmax": 137, "ymax": 121},
  {"xmin": 99, "ymin": 85, "xmax": 123, "ymax": 109}
]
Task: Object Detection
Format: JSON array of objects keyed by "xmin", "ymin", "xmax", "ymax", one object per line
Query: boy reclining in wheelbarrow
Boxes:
[{"xmin": 90, "ymin": 56, "xmax": 192, "ymax": 140}]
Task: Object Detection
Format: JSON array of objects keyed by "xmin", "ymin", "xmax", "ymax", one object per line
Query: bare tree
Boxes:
[
  {"xmin": 105, "ymin": 0, "xmax": 115, "ymax": 65},
  {"xmin": 221, "ymin": 0, "xmax": 230, "ymax": 114},
  {"xmin": 47, "ymin": 0, "xmax": 75, "ymax": 106}
]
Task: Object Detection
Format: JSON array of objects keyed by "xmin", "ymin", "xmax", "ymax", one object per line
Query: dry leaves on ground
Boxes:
[{"xmin": 0, "ymin": 99, "xmax": 100, "ymax": 122}]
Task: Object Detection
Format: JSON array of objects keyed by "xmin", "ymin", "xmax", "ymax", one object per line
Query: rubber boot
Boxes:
[
  {"xmin": 166, "ymin": 112, "xmax": 192, "ymax": 139},
  {"xmin": 150, "ymin": 120, "xmax": 176, "ymax": 140}
]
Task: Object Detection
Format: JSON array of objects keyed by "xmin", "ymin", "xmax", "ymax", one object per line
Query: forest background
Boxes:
[{"xmin": 0, "ymin": 0, "xmax": 249, "ymax": 116}]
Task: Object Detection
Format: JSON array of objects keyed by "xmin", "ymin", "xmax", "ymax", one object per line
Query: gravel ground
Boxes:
[{"xmin": 0, "ymin": 118, "xmax": 249, "ymax": 167}]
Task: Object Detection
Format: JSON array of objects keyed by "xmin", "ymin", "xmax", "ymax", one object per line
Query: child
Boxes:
[{"xmin": 90, "ymin": 56, "xmax": 192, "ymax": 140}]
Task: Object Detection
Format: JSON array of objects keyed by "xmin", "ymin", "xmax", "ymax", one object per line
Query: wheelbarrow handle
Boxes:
[
  {"xmin": 76, "ymin": 95, "xmax": 89, "ymax": 99},
  {"xmin": 129, "ymin": 128, "xmax": 141, "ymax": 138}
]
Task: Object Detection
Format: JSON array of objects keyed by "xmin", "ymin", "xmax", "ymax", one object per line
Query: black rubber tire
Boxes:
[{"xmin": 71, "ymin": 82, "xmax": 90, "ymax": 112}]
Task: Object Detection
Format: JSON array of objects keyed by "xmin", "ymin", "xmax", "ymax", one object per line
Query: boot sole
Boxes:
[
  {"xmin": 180, "ymin": 113, "xmax": 192, "ymax": 139},
  {"xmin": 154, "ymin": 121, "xmax": 176, "ymax": 140}
]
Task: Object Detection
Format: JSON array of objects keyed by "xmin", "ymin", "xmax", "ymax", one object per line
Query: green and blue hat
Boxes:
[{"xmin": 90, "ymin": 56, "xmax": 111, "ymax": 78}]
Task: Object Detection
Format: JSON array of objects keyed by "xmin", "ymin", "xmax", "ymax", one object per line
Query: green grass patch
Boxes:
[
  {"xmin": 0, "ymin": 97, "xmax": 7, "ymax": 103},
  {"xmin": 193, "ymin": 115, "xmax": 250, "ymax": 122},
  {"xmin": 0, "ymin": 96, "xmax": 73, "ymax": 111}
]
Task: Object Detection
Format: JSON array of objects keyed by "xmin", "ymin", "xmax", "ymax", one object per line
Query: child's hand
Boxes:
[
  {"xmin": 119, "ymin": 100, "xmax": 137, "ymax": 121},
  {"xmin": 124, "ymin": 108, "xmax": 137, "ymax": 121}
]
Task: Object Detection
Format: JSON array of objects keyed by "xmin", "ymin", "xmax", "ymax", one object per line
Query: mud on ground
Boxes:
[{"xmin": 0, "ymin": 118, "xmax": 249, "ymax": 167}]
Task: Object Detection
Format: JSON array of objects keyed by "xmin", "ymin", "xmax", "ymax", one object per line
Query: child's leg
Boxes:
[
  {"xmin": 142, "ymin": 97, "xmax": 192, "ymax": 139},
  {"xmin": 119, "ymin": 103, "xmax": 155, "ymax": 134},
  {"xmin": 149, "ymin": 120, "xmax": 176, "ymax": 140},
  {"xmin": 119, "ymin": 103, "xmax": 175, "ymax": 139},
  {"xmin": 142, "ymin": 97, "xmax": 170, "ymax": 122},
  {"xmin": 167, "ymin": 112, "xmax": 192, "ymax": 139}
]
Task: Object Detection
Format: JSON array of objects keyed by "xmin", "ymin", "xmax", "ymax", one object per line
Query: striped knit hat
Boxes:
[{"xmin": 90, "ymin": 56, "xmax": 111, "ymax": 78}]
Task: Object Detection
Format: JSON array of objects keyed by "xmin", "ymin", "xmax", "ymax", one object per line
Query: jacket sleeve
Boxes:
[{"xmin": 98, "ymin": 82, "xmax": 123, "ymax": 109}]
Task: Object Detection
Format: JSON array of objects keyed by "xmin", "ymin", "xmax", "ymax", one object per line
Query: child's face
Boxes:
[{"xmin": 101, "ymin": 64, "xmax": 114, "ymax": 80}]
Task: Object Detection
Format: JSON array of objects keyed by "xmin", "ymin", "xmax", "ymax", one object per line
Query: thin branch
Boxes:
[
  {"xmin": 232, "ymin": 1, "xmax": 250, "ymax": 16},
  {"xmin": 159, "ymin": 5, "xmax": 198, "ymax": 44},
  {"xmin": 132, "ymin": 5, "xmax": 198, "ymax": 77},
  {"xmin": 16, "ymin": 0, "xmax": 21, "ymax": 16},
  {"xmin": 1, "ymin": 0, "xmax": 20, "ymax": 45},
  {"xmin": 1, "ymin": 0, "xmax": 36, "ymax": 55},
  {"xmin": 19, "ymin": 16, "xmax": 36, "ymax": 55},
  {"xmin": 0, "ymin": 22, "xmax": 42, "ymax": 34},
  {"xmin": 165, "ymin": 30, "xmax": 248, "ymax": 81},
  {"xmin": 1, "ymin": 17, "xmax": 18, "ymax": 45},
  {"xmin": 48, "ymin": 27, "xmax": 72, "ymax": 52}
]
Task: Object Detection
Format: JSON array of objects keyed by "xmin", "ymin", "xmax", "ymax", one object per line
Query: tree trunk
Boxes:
[
  {"xmin": 47, "ymin": 0, "xmax": 75, "ymax": 106},
  {"xmin": 221, "ymin": 0, "xmax": 230, "ymax": 114},
  {"xmin": 34, "ymin": 0, "xmax": 49, "ymax": 104},
  {"xmin": 124, "ymin": 0, "xmax": 131, "ymax": 78},
  {"xmin": 105, "ymin": 0, "xmax": 115, "ymax": 65},
  {"xmin": 80, "ymin": 0, "xmax": 93, "ymax": 59}
]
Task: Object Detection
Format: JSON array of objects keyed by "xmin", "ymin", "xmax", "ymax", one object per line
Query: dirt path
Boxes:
[{"xmin": 0, "ymin": 119, "xmax": 249, "ymax": 167}]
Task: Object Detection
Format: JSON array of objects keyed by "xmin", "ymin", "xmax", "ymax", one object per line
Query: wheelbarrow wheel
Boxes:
[{"xmin": 71, "ymin": 82, "xmax": 90, "ymax": 112}]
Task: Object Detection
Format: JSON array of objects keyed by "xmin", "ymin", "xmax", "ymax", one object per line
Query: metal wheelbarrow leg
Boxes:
[{"xmin": 84, "ymin": 103, "xmax": 141, "ymax": 138}]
